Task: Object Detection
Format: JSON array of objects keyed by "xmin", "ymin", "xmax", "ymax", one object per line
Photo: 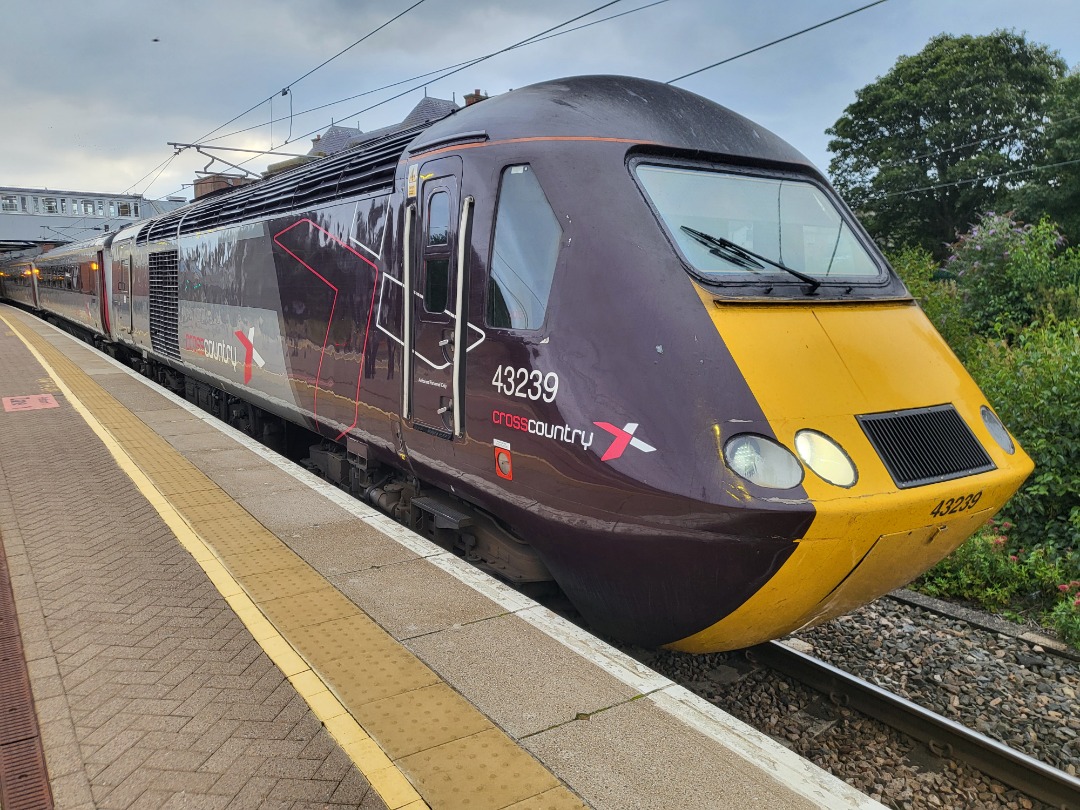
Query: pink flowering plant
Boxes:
[{"xmin": 914, "ymin": 519, "xmax": 1080, "ymax": 647}]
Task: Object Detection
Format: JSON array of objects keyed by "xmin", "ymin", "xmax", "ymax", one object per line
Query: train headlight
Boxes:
[
  {"xmin": 980, "ymin": 406, "xmax": 1015, "ymax": 454},
  {"xmin": 723, "ymin": 434, "xmax": 803, "ymax": 489},
  {"xmin": 794, "ymin": 430, "xmax": 858, "ymax": 488}
]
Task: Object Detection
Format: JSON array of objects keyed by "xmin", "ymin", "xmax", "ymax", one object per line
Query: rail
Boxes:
[{"xmin": 750, "ymin": 640, "xmax": 1080, "ymax": 810}]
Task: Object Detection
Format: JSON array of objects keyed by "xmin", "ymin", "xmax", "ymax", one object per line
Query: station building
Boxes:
[{"xmin": 0, "ymin": 186, "xmax": 187, "ymax": 253}]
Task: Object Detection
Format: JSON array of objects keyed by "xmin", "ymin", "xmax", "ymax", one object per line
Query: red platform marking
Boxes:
[{"xmin": 3, "ymin": 394, "xmax": 59, "ymax": 412}]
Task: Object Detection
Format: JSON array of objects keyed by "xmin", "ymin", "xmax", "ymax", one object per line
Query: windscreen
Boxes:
[{"xmin": 636, "ymin": 165, "xmax": 882, "ymax": 283}]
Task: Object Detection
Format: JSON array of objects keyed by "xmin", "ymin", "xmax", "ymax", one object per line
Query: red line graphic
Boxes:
[{"xmin": 272, "ymin": 219, "xmax": 378, "ymax": 438}]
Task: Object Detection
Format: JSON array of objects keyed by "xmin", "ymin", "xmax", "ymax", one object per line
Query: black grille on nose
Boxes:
[{"xmin": 858, "ymin": 404, "xmax": 995, "ymax": 489}]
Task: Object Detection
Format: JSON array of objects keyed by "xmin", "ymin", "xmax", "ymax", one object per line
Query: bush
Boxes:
[
  {"xmin": 964, "ymin": 321, "xmax": 1080, "ymax": 566},
  {"xmin": 946, "ymin": 212, "xmax": 1080, "ymax": 338},
  {"xmin": 914, "ymin": 522, "xmax": 1080, "ymax": 647}
]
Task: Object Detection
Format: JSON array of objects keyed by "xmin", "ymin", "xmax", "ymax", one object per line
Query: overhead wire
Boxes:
[
  {"xmin": 193, "ymin": 0, "xmax": 429, "ymax": 145},
  {"xmin": 144, "ymin": 0, "xmax": 647, "ymax": 201},
  {"xmin": 859, "ymin": 111, "xmax": 1080, "ymax": 173},
  {"xmin": 667, "ymin": 0, "xmax": 890, "ymax": 84},
  {"xmin": 199, "ymin": 0, "xmax": 670, "ymax": 148},
  {"xmin": 868, "ymin": 156, "xmax": 1080, "ymax": 199}
]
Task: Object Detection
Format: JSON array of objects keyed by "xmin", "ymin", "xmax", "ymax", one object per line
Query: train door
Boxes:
[
  {"xmin": 403, "ymin": 156, "xmax": 473, "ymax": 439},
  {"xmin": 114, "ymin": 253, "xmax": 134, "ymax": 340},
  {"xmin": 95, "ymin": 250, "xmax": 110, "ymax": 335}
]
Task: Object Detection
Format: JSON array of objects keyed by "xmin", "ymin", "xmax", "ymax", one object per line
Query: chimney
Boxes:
[
  {"xmin": 193, "ymin": 173, "xmax": 253, "ymax": 200},
  {"xmin": 464, "ymin": 89, "xmax": 488, "ymax": 107}
]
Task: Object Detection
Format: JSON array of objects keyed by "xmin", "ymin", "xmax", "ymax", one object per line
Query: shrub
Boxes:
[
  {"xmin": 890, "ymin": 246, "xmax": 976, "ymax": 362},
  {"xmin": 946, "ymin": 212, "xmax": 1080, "ymax": 338},
  {"xmin": 964, "ymin": 321, "xmax": 1080, "ymax": 566},
  {"xmin": 914, "ymin": 522, "xmax": 1080, "ymax": 647}
]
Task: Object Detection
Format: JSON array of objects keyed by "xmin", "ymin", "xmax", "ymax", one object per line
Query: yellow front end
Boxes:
[{"xmin": 671, "ymin": 291, "xmax": 1033, "ymax": 653}]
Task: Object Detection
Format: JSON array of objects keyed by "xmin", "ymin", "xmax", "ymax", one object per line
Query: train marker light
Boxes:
[
  {"xmin": 980, "ymin": 406, "xmax": 1015, "ymax": 454},
  {"xmin": 723, "ymin": 434, "xmax": 803, "ymax": 489},
  {"xmin": 794, "ymin": 430, "xmax": 858, "ymax": 488}
]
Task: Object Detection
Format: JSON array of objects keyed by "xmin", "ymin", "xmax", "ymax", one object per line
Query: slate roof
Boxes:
[
  {"xmin": 309, "ymin": 96, "xmax": 459, "ymax": 157},
  {"xmin": 309, "ymin": 125, "xmax": 365, "ymax": 156}
]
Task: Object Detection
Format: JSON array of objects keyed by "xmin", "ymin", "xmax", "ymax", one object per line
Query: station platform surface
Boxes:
[{"xmin": 0, "ymin": 304, "xmax": 885, "ymax": 810}]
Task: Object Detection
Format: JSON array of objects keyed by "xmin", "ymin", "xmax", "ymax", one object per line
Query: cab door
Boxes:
[{"xmin": 404, "ymin": 156, "xmax": 471, "ymax": 439}]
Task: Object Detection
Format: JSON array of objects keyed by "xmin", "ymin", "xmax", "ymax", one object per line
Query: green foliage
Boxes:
[
  {"xmin": 1012, "ymin": 71, "xmax": 1080, "ymax": 247},
  {"xmin": 914, "ymin": 523, "xmax": 1080, "ymax": 647},
  {"xmin": 964, "ymin": 321, "xmax": 1080, "ymax": 567},
  {"xmin": 828, "ymin": 30, "xmax": 1067, "ymax": 259},
  {"xmin": 946, "ymin": 212, "xmax": 1080, "ymax": 338}
]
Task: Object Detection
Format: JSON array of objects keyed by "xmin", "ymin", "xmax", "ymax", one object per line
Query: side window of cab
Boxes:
[{"xmin": 486, "ymin": 165, "xmax": 561, "ymax": 330}]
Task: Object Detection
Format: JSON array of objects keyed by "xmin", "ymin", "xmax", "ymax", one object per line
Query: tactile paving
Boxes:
[
  {"xmin": 356, "ymin": 683, "xmax": 493, "ymax": 759},
  {"xmin": 6, "ymin": 312, "xmax": 586, "ymax": 810},
  {"xmin": 399, "ymin": 729, "xmax": 560, "ymax": 810}
]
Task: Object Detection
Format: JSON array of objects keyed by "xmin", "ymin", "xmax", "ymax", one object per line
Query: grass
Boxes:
[{"xmin": 911, "ymin": 519, "xmax": 1080, "ymax": 648}]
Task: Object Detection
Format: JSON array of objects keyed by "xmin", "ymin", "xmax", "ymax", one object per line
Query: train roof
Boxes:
[
  {"xmin": 133, "ymin": 75, "xmax": 815, "ymax": 243},
  {"xmin": 408, "ymin": 75, "xmax": 814, "ymax": 169}
]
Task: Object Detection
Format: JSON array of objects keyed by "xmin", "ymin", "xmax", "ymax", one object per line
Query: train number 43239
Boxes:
[{"xmin": 929, "ymin": 491, "xmax": 982, "ymax": 517}]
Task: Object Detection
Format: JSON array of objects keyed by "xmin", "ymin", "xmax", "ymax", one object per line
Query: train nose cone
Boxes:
[{"xmin": 666, "ymin": 289, "xmax": 1033, "ymax": 653}]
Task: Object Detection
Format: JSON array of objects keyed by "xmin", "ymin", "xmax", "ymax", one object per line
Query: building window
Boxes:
[
  {"xmin": 1, "ymin": 195, "xmax": 17, "ymax": 212},
  {"xmin": 96, "ymin": 200, "xmax": 104, "ymax": 216},
  {"xmin": 117, "ymin": 201, "xmax": 132, "ymax": 217},
  {"xmin": 20, "ymin": 196, "xmax": 28, "ymax": 212},
  {"xmin": 109, "ymin": 201, "xmax": 116, "ymax": 217},
  {"xmin": 60, "ymin": 198, "xmax": 68, "ymax": 215},
  {"xmin": 133, "ymin": 202, "xmax": 141, "ymax": 217},
  {"xmin": 42, "ymin": 197, "xmax": 58, "ymax": 214},
  {"xmin": 32, "ymin": 197, "xmax": 40, "ymax": 213},
  {"xmin": 81, "ymin": 200, "xmax": 94, "ymax": 215}
]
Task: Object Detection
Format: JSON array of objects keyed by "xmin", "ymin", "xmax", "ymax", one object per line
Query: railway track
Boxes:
[{"xmin": 750, "ymin": 640, "xmax": 1080, "ymax": 810}]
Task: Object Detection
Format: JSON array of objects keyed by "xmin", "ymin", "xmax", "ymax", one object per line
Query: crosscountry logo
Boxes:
[
  {"xmin": 234, "ymin": 327, "xmax": 266, "ymax": 384},
  {"xmin": 593, "ymin": 422, "xmax": 656, "ymax": 462}
]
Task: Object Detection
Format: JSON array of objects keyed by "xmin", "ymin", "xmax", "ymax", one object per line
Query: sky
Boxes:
[{"xmin": 2, "ymin": 0, "xmax": 1078, "ymax": 204}]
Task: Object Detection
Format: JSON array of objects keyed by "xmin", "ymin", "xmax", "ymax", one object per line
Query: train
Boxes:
[{"xmin": 0, "ymin": 75, "xmax": 1034, "ymax": 652}]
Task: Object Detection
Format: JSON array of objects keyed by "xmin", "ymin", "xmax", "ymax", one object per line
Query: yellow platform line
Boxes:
[{"xmin": 1, "ymin": 312, "xmax": 426, "ymax": 810}]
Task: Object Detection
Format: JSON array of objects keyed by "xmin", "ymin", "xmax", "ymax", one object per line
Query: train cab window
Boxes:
[
  {"xmin": 635, "ymin": 164, "xmax": 883, "ymax": 284},
  {"xmin": 486, "ymin": 165, "xmax": 562, "ymax": 330}
]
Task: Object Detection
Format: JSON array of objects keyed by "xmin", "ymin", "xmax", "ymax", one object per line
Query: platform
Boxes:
[{"xmin": 0, "ymin": 303, "xmax": 884, "ymax": 810}]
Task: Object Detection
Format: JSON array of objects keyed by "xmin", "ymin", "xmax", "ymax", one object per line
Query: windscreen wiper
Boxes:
[{"xmin": 680, "ymin": 226, "xmax": 821, "ymax": 293}]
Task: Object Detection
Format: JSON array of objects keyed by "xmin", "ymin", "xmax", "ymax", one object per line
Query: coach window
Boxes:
[
  {"xmin": 486, "ymin": 165, "xmax": 562, "ymax": 330},
  {"xmin": 423, "ymin": 190, "xmax": 451, "ymax": 314}
]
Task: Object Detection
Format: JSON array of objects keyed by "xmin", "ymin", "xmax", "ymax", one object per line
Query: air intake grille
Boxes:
[
  {"xmin": 148, "ymin": 250, "xmax": 180, "ymax": 361},
  {"xmin": 858, "ymin": 404, "xmax": 994, "ymax": 489}
]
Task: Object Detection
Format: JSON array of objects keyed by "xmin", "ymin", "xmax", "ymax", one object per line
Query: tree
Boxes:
[
  {"xmin": 827, "ymin": 31, "xmax": 1066, "ymax": 259},
  {"xmin": 1012, "ymin": 71, "xmax": 1080, "ymax": 247}
]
